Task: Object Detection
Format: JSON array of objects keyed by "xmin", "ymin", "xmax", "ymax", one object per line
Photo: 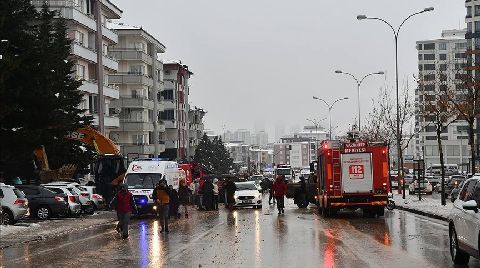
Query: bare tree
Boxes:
[{"xmin": 418, "ymin": 70, "xmax": 457, "ymax": 205}]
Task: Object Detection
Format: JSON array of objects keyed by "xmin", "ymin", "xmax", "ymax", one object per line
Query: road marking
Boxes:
[{"xmin": 167, "ymin": 221, "xmax": 225, "ymax": 262}]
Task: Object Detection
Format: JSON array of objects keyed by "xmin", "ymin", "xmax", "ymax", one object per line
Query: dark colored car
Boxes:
[
  {"xmin": 450, "ymin": 180, "xmax": 466, "ymax": 202},
  {"xmin": 15, "ymin": 185, "xmax": 69, "ymax": 219}
]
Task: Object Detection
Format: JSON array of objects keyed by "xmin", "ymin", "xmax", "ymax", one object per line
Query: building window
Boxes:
[
  {"xmin": 439, "ymin": 54, "xmax": 447, "ymax": 60},
  {"xmin": 468, "ymin": 22, "xmax": 473, "ymax": 33},
  {"xmin": 423, "ymin": 74, "xmax": 435, "ymax": 81},
  {"xmin": 423, "ymin": 54, "xmax": 435, "ymax": 60},
  {"xmin": 418, "ymin": 64, "xmax": 423, "ymax": 71},
  {"xmin": 455, "ymin": 53, "xmax": 466, "ymax": 59},
  {"xmin": 417, "ymin": 44, "xmax": 423, "ymax": 50},
  {"xmin": 423, "ymin": 64, "xmax": 435, "ymax": 71},
  {"xmin": 418, "ymin": 54, "xmax": 423, "ymax": 60},
  {"xmin": 132, "ymin": 134, "xmax": 147, "ymax": 145},
  {"xmin": 74, "ymin": 31, "xmax": 84, "ymax": 45},
  {"xmin": 438, "ymin": 43, "xmax": 446, "ymax": 50},
  {"xmin": 160, "ymin": 109, "xmax": 175, "ymax": 120},
  {"xmin": 423, "ymin": 43, "xmax": 435, "ymax": 50},
  {"xmin": 161, "ymin": 89, "xmax": 174, "ymax": 100},
  {"xmin": 455, "ymin": 43, "xmax": 467, "ymax": 49},
  {"xmin": 88, "ymin": 95, "xmax": 98, "ymax": 113},
  {"xmin": 439, "ymin": 64, "xmax": 447, "ymax": 71},
  {"xmin": 476, "ymin": 5, "xmax": 480, "ymax": 16},
  {"xmin": 75, "ymin": 64, "xmax": 85, "ymax": 80},
  {"xmin": 129, "ymin": 65, "xmax": 145, "ymax": 75},
  {"xmin": 467, "ymin": 6, "xmax": 472, "ymax": 17}
]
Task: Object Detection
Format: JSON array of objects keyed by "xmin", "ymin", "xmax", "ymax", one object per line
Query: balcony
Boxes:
[
  {"xmin": 118, "ymin": 96, "xmax": 154, "ymax": 109},
  {"xmin": 31, "ymin": 0, "xmax": 97, "ymax": 30},
  {"xmin": 109, "ymin": 49, "xmax": 153, "ymax": 64},
  {"xmin": 109, "ymin": 73, "xmax": 153, "ymax": 86},
  {"xmin": 158, "ymin": 121, "xmax": 166, "ymax": 132},
  {"xmin": 91, "ymin": 114, "xmax": 120, "ymax": 128},
  {"xmin": 120, "ymin": 144, "xmax": 156, "ymax": 155},
  {"xmin": 71, "ymin": 43, "xmax": 97, "ymax": 62},
  {"xmin": 102, "ymin": 54, "xmax": 118, "ymax": 70},
  {"xmin": 164, "ymin": 120, "xmax": 177, "ymax": 129},
  {"xmin": 79, "ymin": 80, "xmax": 119, "ymax": 99},
  {"xmin": 120, "ymin": 121, "xmax": 154, "ymax": 132},
  {"xmin": 165, "ymin": 140, "xmax": 177, "ymax": 149},
  {"xmin": 102, "ymin": 26, "xmax": 118, "ymax": 43}
]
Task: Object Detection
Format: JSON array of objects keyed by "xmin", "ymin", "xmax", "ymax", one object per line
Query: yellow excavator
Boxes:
[{"xmin": 33, "ymin": 126, "xmax": 126, "ymax": 202}]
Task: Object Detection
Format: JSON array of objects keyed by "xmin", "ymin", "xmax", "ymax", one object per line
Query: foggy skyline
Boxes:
[{"xmin": 113, "ymin": 0, "xmax": 465, "ymax": 140}]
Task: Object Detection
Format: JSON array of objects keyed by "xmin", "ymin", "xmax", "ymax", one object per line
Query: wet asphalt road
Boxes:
[{"xmin": 1, "ymin": 197, "xmax": 479, "ymax": 268}]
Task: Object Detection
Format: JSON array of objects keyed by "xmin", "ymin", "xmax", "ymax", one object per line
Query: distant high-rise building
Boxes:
[{"xmin": 275, "ymin": 124, "xmax": 285, "ymax": 143}]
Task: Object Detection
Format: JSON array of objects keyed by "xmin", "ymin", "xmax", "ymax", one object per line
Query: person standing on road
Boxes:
[
  {"xmin": 178, "ymin": 180, "xmax": 190, "ymax": 218},
  {"xmin": 110, "ymin": 183, "xmax": 137, "ymax": 239},
  {"xmin": 268, "ymin": 179, "xmax": 275, "ymax": 205},
  {"xmin": 272, "ymin": 176, "xmax": 287, "ymax": 214},
  {"xmin": 203, "ymin": 178, "xmax": 214, "ymax": 211},
  {"xmin": 198, "ymin": 177, "xmax": 205, "ymax": 210},
  {"xmin": 225, "ymin": 179, "xmax": 237, "ymax": 210},
  {"xmin": 168, "ymin": 185, "xmax": 180, "ymax": 219},
  {"xmin": 155, "ymin": 180, "xmax": 170, "ymax": 233},
  {"xmin": 213, "ymin": 179, "xmax": 219, "ymax": 210}
]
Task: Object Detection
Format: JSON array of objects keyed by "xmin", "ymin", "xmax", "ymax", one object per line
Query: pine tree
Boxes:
[
  {"xmin": 194, "ymin": 134, "xmax": 234, "ymax": 174},
  {"xmin": 0, "ymin": 2, "xmax": 93, "ymax": 180}
]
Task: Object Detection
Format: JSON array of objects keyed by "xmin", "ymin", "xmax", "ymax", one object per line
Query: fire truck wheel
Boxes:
[
  {"xmin": 376, "ymin": 207, "xmax": 385, "ymax": 217},
  {"xmin": 363, "ymin": 208, "xmax": 375, "ymax": 218}
]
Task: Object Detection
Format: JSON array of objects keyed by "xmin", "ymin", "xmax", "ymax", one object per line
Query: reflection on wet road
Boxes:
[{"xmin": 1, "ymin": 198, "xmax": 479, "ymax": 267}]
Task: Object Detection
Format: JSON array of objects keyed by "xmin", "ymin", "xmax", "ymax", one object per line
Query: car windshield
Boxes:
[
  {"xmin": 125, "ymin": 173, "xmax": 162, "ymax": 189},
  {"xmin": 13, "ymin": 189, "xmax": 25, "ymax": 198},
  {"xmin": 67, "ymin": 188, "xmax": 76, "ymax": 195},
  {"xmin": 75, "ymin": 186, "xmax": 88, "ymax": 192},
  {"xmin": 276, "ymin": 169, "xmax": 291, "ymax": 175},
  {"xmin": 235, "ymin": 183, "xmax": 258, "ymax": 191}
]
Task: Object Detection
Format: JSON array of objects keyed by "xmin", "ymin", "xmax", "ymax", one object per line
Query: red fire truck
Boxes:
[
  {"xmin": 179, "ymin": 163, "xmax": 208, "ymax": 186},
  {"xmin": 316, "ymin": 140, "xmax": 390, "ymax": 217}
]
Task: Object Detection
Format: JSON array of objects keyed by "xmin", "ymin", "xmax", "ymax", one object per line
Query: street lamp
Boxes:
[
  {"xmin": 335, "ymin": 70, "xmax": 384, "ymax": 132},
  {"xmin": 312, "ymin": 96, "xmax": 349, "ymax": 139},
  {"xmin": 357, "ymin": 7, "xmax": 434, "ymax": 199},
  {"xmin": 306, "ymin": 117, "xmax": 327, "ymax": 160}
]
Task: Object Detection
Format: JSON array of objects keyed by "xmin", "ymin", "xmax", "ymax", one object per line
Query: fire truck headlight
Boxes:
[
  {"xmin": 329, "ymin": 184, "xmax": 333, "ymax": 188},
  {"xmin": 153, "ymin": 205, "xmax": 157, "ymax": 211}
]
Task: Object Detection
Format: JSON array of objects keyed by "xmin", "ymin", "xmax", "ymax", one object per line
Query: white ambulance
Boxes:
[{"xmin": 124, "ymin": 158, "xmax": 179, "ymax": 214}]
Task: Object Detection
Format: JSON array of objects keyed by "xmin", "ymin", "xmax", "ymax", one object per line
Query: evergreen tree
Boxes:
[
  {"xmin": 0, "ymin": 2, "xmax": 93, "ymax": 180},
  {"xmin": 194, "ymin": 134, "xmax": 234, "ymax": 174}
]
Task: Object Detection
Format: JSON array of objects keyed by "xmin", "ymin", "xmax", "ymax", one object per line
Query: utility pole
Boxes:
[{"xmin": 95, "ymin": 0, "xmax": 105, "ymax": 134}]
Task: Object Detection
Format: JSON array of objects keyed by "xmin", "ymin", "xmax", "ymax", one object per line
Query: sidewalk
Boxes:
[
  {"xmin": 0, "ymin": 211, "xmax": 116, "ymax": 249},
  {"xmin": 393, "ymin": 193, "xmax": 452, "ymax": 222}
]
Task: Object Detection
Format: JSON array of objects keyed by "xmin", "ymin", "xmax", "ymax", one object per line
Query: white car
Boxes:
[
  {"xmin": 82, "ymin": 186, "xmax": 105, "ymax": 210},
  {"xmin": 43, "ymin": 182, "xmax": 94, "ymax": 214},
  {"xmin": 42, "ymin": 185, "xmax": 81, "ymax": 216},
  {"xmin": 0, "ymin": 183, "xmax": 29, "ymax": 224},
  {"xmin": 449, "ymin": 177, "xmax": 480, "ymax": 265},
  {"xmin": 408, "ymin": 178, "xmax": 433, "ymax": 195},
  {"xmin": 234, "ymin": 182, "xmax": 262, "ymax": 209}
]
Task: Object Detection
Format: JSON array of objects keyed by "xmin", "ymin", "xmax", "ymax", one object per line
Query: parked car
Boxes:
[
  {"xmin": 408, "ymin": 178, "xmax": 433, "ymax": 195},
  {"xmin": 0, "ymin": 183, "xmax": 29, "ymax": 224},
  {"xmin": 43, "ymin": 182, "xmax": 94, "ymax": 214},
  {"xmin": 426, "ymin": 176, "xmax": 440, "ymax": 188},
  {"xmin": 449, "ymin": 176, "xmax": 480, "ymax": 265},
  {"xmin": 82, "ymin": 186, "xmax": 105, "ymax": 210},
  {"xmin": 14, "ymin": 185, "xmax": 68, "ymax": 219},
  {"xmin": 390, "ymin": 175, "xmax": 399, "ymax": 189},
  {"xmin": 42, "ymin": 185, "xmax": 81, "ymax": 216},
  {"xmin": 233, "ymin": 182, "xmax": 262, "ymax": 209}
]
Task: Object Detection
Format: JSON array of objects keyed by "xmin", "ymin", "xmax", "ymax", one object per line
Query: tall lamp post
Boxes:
[
  {"xmin": 307, "ymin": 118, "xmax": 327, "ymax": 159},
  {"xmin": 335, "ymin": 70, "xmax": 384, "ymax": 132},
  {"xmin": 357, "ymin": 7, "xmax": 434, "ymax": 199},
  {"xmin": 312, "ymin": 96, "xmax": 349, "ymax": 139}
]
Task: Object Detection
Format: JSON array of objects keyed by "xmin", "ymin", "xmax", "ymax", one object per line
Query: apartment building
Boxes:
[
  {"xmin": 188, "ymin": 107, "xmax": 206, "ymax": 158},
  {"xmin": 465, "ymin": 1, "xmax": 480, "ymax": 166},
  {"xmin": 416, "ymin": 29, "xmax": 469, "ymax": 170},
  {"xmin": 161, "ymin": 62, "xmax": 193, "ymax": 160},
  {"xmin": 273, "ymin": 136, "xmax": 313, "ymax": 168},
  {"xmin": 32, "ymin": 0, "xmax": 123, "ymax": 136},
  {"xmin": 108, "ymin": 27, "xmax": 166, "ymax": 156}
]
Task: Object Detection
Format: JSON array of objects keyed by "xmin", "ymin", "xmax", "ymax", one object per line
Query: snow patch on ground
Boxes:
[
  {"xmin": 393, "ymin": 194, "xmax": 452, "ymax": 219},
  {"xmin": 0, "ymin": 225, "xmax": 32, "ymax": 236}
]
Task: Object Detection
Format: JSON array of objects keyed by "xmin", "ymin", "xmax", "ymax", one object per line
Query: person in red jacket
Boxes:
[
  {"xmin": 272, "ymin": 175, "xmax": 288, "ymax": 214},
  {"xmin": 110, "ymin": 183, "xmax": 138, "ymax": 239}
]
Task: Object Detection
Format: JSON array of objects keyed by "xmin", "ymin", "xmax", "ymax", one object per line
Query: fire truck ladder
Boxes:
[{"xmin": 332, "ymin": 150, "xmax": 342, "ymax": 196}]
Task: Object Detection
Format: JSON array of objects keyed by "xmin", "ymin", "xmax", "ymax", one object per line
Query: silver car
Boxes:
[
  {"xmin": 43, "ymin": 182, "xmax": 94, "ymax": 214},
  {"xmin": 42, "ymin": 185, "xmax": 81, "ymax": 216},
  {"xmin": 0, "ymin": 183, "xmax": 29, "ymax": 225},
  {"xmin": 82, "ymin": 186, "xmax": 105, "ymax": 210}
]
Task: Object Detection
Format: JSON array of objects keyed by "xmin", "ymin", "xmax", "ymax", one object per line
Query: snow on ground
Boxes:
[
  {"xmin": 0, "ymin": 211, "xmax": 116, "ymax": 248},
  {"xmin": 393, "ymin": 193, "xmax": 452, "ymax": 220}
]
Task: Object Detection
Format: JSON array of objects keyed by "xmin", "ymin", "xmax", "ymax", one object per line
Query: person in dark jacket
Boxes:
[
  {"xmin": 202, "ymin": 179, "xmax": 214, "ymax": 211},
  {"xmin": 168, "ymin": 185, "xmax": 180, "ymax": 219},
  {"xmin": 272, "ymin": 176, "xmax": 287, "ymax": 214},
  {"xmin": 268, "ymin": 179, "xmax": 275, "ymax": 205},
  {"xmin": 110, "ymin": 183, "xmax": 137, "ymax": 239},
  {"xmin": 178, "ymin": 180, "xmax": 190, "ymax": 218},
  {"xmin": 296, "ymin": 177, "xmax": 307, "ymax": 208},
  {"xmin": 225, "ymin": 179, "xmax": 237, "ymax": 210}
]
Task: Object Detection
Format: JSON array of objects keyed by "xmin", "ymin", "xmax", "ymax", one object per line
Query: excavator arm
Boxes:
[{"xmin": 67, "ymin": 126, "xmax": 120, "ymax": 155}]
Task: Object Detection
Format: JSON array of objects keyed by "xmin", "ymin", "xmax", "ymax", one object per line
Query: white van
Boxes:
[{"xmin": 124, "ymin": 159, "xmax": 179, "ymax": 214}]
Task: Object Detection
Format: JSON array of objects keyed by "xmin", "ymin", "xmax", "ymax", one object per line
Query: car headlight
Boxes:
[{"xmin": 234, "ymin": 195, "xmax": 238, "ymax": 199}]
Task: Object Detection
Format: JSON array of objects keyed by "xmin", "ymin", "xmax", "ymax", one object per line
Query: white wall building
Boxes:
[
  {"xmin": 33, "ymin": 0, "xmax": 123, "ymax": 136},
  {"xmin": 108, "ymin": 27, "xmax": 166, "ymax": 156},
  {"xmin": 416, "ymin": 29, "xmax": 470, "ymax": 170}
]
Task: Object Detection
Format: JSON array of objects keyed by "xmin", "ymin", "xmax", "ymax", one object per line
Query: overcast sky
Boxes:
[{"xmin": 114, "ymin": 0, "xmax": 465, "ymax": 140}]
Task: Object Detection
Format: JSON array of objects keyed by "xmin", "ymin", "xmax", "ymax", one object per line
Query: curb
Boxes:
[
  {"xmin": 395, "ymin": 205, "xmax": 448, "ymax": 222},
  {"xmin": 0, "ymin": 218, "xmax": 116, "ymax": 250}
]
